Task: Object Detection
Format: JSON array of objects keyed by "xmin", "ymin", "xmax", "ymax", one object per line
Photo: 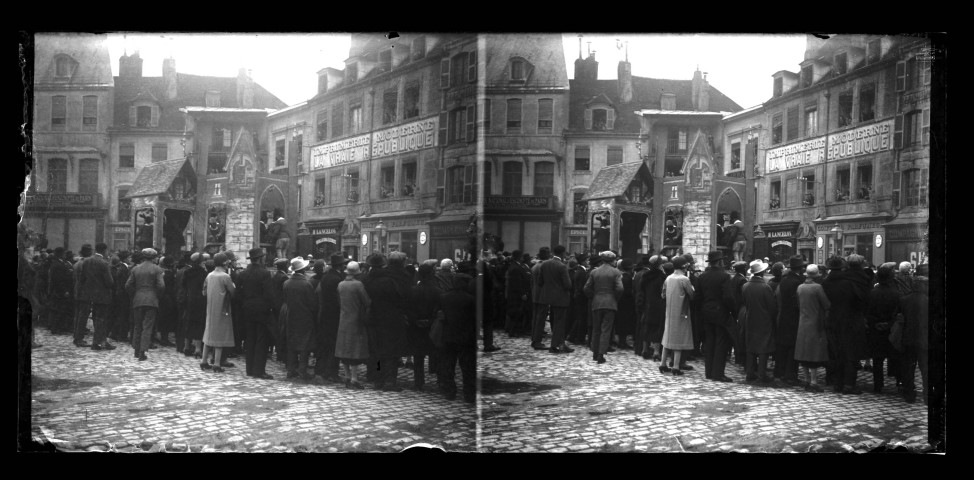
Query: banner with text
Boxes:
[
  {"xmin": 311, "ymin": 134, "xmax": 371, "ymax": 170},
  {"xmin": 766, "ymin": 119, "xmax": 895, "ymax": 173},
  {"xmin": 372, "ymin": 117, "xmax": 438, "ymax": 159}
]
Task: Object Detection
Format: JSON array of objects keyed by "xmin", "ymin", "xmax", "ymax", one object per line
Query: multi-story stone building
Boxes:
[
  {"xmin": 756, "ymin": 34, "xmax": 930, "ymax": 267},
  {"xmin": 275, "ymin": 33, "xmax": 473, "ymax": 264},
  {"xmin": 111, "ymin": 51, "xmax": 285, "ymax": 262},
  {"xmin": 481, "ymin": 34, "xmax": 570, "ymax": 256},
  {"xmin": 27, "ymin": 33, "xmax": 114, "ymax": 252}
]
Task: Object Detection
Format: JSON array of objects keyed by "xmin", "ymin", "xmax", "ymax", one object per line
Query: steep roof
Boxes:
[
  {"xmin": 582, "ymin": 162, "xmax": 649, "ymax": 201},
  {"xmin": 33, "ymin": 33, "xmax": 114, "ymax": 87},
  {"xmin": 485, "ymin": 34, "xmax": 569, "ymax": 88},
  {"xmin": 113, "ymin": 71, "xmax": 287, "ymax": 130},
  {"xmin": 568, "ymin": 76, "xmax": 742, "ymax": 133},
  {"xmin": 126, "ymin": 157, "xmax": 194, "ymax": 198}
]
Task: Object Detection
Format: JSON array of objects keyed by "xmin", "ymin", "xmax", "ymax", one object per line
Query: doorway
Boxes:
[
  {"xmin": 163, "ymin": 209, "xmax": 191, "ymax": 256},
  {"xmin": 620, "ymin": 211, "xmax": 647, "ymax": 261}
]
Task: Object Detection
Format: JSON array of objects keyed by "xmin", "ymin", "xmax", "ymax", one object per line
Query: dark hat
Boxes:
[
  {"xmin": 732, "ymin": 261, "xmax": 749, "ymax": 273},
  {"xmin": 672, "ymin": 256, "xmax": 688, "ymax": 270},
  {"xmin": 682, "ymin": 253, "xmax": 696, "ymax": 265},
  {"xmin": 770, "ymin": 262, "xmax": 784, "ymax": 276},
  {"xmin": 877, "ymin": 264, "xmax": 895, "ymax": 282},
  {"xmin": 619, "ymin": 258, "xmax": 634, "ymax": 271},
  {"xmin": 846, "ymin": 254, "xmax": 865, "ymax": 269},
  {"xmin": 248, "ymin": 248, "xmax": 265, "ymax": 260},
  {"xmin": 53, "ymin": 247, "xmax": 65, "ymax": 256},
  {"xmin": 662, "ymin": 262, "xmax": 675, "ymax": 275},
  {"xmin": 826, "ymin": 257, "xmax": 845, "ymax": 270},
  {"xmin": 190, "ymin": 252, "xmax": 203, "ymax": 264},
  {"xmin": 788, "ymin": 255, "xmax": 807, "ymax": 269},
  {"xmin": 589, "ymin": 253, "xmax": 601, "ymax": 265},
  {"xmin": 368, "ymin": 254, "xmax": 387, "ymax": 268},
  {"xmin": 213, "ymin": 252, "xmax": 229, "ymax": 266},
  {"xmin": 117, "ymin": 250, "xmax": 131, "ymax": 260},
  {"xmin": 274, "ymin": 257, "xmax": 290, "ymax": 269},
  {"xmin": 329, "ymin": 253, "xmax": 350, "ymax": 268},
  {"xmin": 706, "ymin": 250, "xmax": 724, "ymax": 263},
  {"xmin": 638, "ymin": 255, "xmax": 651, "ymax": 266}
]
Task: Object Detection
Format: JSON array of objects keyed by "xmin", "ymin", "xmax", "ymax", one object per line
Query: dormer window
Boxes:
[
  {"xmin": 834, "ymin": 52, "xmax": 848, "ymax": 75},
  {"xmin": 346, "ymin": 63, "xmax": 358, "ymax": 84},
  {"xmin": 137, "ymin": 106, "xmax": 152, "ymax": 127},
  {"xmin": 204, "ymin": 90, "xmax": 221, "ymax": 107},
  {"xmin": 317, "ymin": 74, "xmax": 327, "ymax": 95},
  {"xmin": 585, "ymin": 104, "xmax": 615, "ymax": 131},
  {"xmin": 55, "ymin": 56, "xmax": 72, "ymax": 78},
  {"xmin": 800, "ymin": 65, "xmax": 813, "ymax": 88},
  {"xmin": 378, "ymin": 50, "xmax": 392, "ymax": 73},
  {"xmin": 660, "ymin": 93, "xmax": 676, "ymax": 110},
  {"xmin": 592, "ymin": 109, "xmax": 607, "ymax": 131},
  {"xmin": 867, "ymin": 39, "xmax": 881, "ymax": 64},
  {"xmin": 773, "ymin": 76, "xmax": 783, "ymax": 97},
  {"xmin": 510, "ymin": 58, "xmax": 525, "ymax": 82},
  {"xmin": 411, "ymin": 36, "xmax": 426, "ymax": 60}
]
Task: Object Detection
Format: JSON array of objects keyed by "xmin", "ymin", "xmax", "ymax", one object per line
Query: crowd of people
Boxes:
[
  {"xmin": 19, "ymin": 244, "xmax": 478, "ymax": 404},
  {"xmin": 480, "ymin": 246, "xmax": 930, "ymax": 405}
]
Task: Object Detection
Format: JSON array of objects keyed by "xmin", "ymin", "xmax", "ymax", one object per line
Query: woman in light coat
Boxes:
[
  {"xmin": 201, "ymin": 253, "xmax": 235, "ymax": 373},
  {"xmin": 335, "ymin": 262, "xmax": 371, "ymax": 389},
  {"xmin": 795, "ymin": 264, "xmax": 830, "ymax": 392},
  {"xmin": 660, "ymin": 256, "xmax": 695, "ymax": 376}
]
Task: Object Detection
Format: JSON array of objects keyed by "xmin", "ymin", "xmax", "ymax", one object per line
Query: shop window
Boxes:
[
  {"xmin": 903, "ymin": 168, "xmax": 928, "ymax": 207},
  {"xmin": 537, "ymin": 99, "xmax": 553, "ymax": 134},
  {"xmin": 786, "ymin": 176, "xmax": 798, "ymax": 208},
  {"xmin": 51, "ymin": 95, "xmax": 66, "ymax": 130},
  {"xmin": 859, "ymin": 83, "xmax": 876, "ymax": 122},
  {"xmin": 856, "ymin": 162, "xmax": 873, "ymax": 200},
  {"xmin": 855, "ymin": 234, "xmax": 873, "ymax": 265},
  {"xmin": 400, "ymin": 231, "xmax": 418, "ymax": 261},
  {"xmin": 78, "ymin": 159, "xmax": 99, "ymax": 194},
  {"xmin": 402, "ymin": 161, "xmax": 417, "ymax": 197},
  {"xmin": 483, "ymin": 99, "xmax": 491, "ymax": 131},
  {"xmin": 573, "ymin": 191, "xmax": 588, "ymax": 225},
  {"xmin": 835, "ymin": 166, "xmax": 851, "ymax": 201},
  {"xmin": 837, "ymin": 91, "xmax": 853, "ymax": 127},
  {"xmin": 380, "ymin": 164, "xmax": 395, "ymax": 198},
  {"xmin": 347, "ymin": 171, "xmax": 360, "ymax": 203},
  {"xmin": 329, "ymin": 175, "xmax": 342, "ymax": 205},
  {"xmin": 411, "ymin": 36, "xmax": 426, "ymax": 60},
  {"xmin": 834, "ymin": 52, "xmax": 848, "ymax": 75},
  {"xmin": 773, "ymin": 77, "xmax": 783, "ymax": 97},
  {"xmin": 382, "ymin": 88, "xmax": 398, "ymax": 125},
  {"xmin": 867, "ymin": 39, "xmax": 881, "ymax": 64},
  {"xmin": 802, "ymin": 174, "xmax": 815, "ymax": 206},
  {"xmin": 506, "ymin": 98, "xmax": 521, "ymax": 133},
  {"xmin": 769, "ymin": 179, "xmax": 781, "ymax": 210},
  {"xmin": 349, "ymin": 103, "xmax": 362, "ymax": 134},
  {"xmin": 316, "ymin": 110, "xmax": 328, "ymax": 141},
  {"xmin": 275, "ymin": 139, "xmax": 286, "ymax": 167},
  {"xmin": 730, "ymin": 141, "xmax": 741, "ymax": 171},
  {"xmin": 152, "ymin": 143, "xmax": 168, "ymax": 162},
  {"xmin": 332, "ymin": 104, "xmax": 344, "ymax": 137},
  {"xmin": 574, "ymin": 146, "xmax": 590, "ymax": 171},
  {"xmin": 403, "ymin": 82, "xmax": 420, "ymax": 119},
  {"xmin": 805, "ymin": 107, "xmax": 818, "ymax": 137},
  {"xmin": 786, "ymin": 106, "xmax": 799, "ymax": 141},
  {"xmin": 137, "ymin": 106, "xmax": 152, "ymax": 127},
  {"xmin": 534, "ymin": 161, "xmax": 554, "ymax": 197},
  {"xmin": 119, "ymin": 143, "xmax": 135, "ymax": 168},
  {"xmin": 606, "ymin": 146, "xmax": 623, "ymax": 166},
  {"xmin": 772, "ymin": 114, "xmax": 783, "ymax": 144},
  {"xmin": 800, "ymin": 65, "xmax": 813, "ymax": 88},
  {"xmin": 502, "ymin": 161, "xmax": 522, "ymax": 195},
  {"xmin": 314, "ymin": 177, "xmax": 326, "ymax": 206},
  {"xmin": 83, "ymin": 95, "xmax": 97, "ymax": 131}
]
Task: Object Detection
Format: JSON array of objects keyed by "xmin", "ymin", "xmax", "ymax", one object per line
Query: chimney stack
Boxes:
[
  {"xmin": 617, "ymin": 60, "xmax": 633, "ymax": 103},
  {"xmin": 119, "ymin": 51, "xmax": 143, "ymax": 78},
  {"xmin": 237, "ymin": 67, "xmax": 254, "ymax": 108},
  {"xmin": 691, "ymin": 67, "xmax": 703, "ymax": 111},
  {"xmin": 574, "ymin": 51, "xmax": 599, "ymax": 82},
  {"xmin": 163, "ymin": 57, "xmax": 177, "ymax": 100},
  {"xmin": 699, "ymin": 72, "xmax": 710, "ymax": 112}
]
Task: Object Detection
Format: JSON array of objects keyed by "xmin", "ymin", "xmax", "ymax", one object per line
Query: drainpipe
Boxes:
[{"xmin": 822, "ymin": 89, "xmax": 831, "ymax": 255}]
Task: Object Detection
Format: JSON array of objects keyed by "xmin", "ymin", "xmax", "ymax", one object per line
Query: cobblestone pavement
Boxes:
[
  {"xmin": 479, "ymin": 332, "xmax": 931, "ymax": 453},
  {"xmin": 28, "ymin": 330, "xmax": 475, "ymax": 453}
]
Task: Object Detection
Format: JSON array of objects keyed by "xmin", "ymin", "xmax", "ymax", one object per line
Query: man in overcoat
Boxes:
[
  {"xmin": 774, "ymin": 256, "xmax": 806, "ymax": 385},
  {"xmin": 72, "ymin": 244, "xmax": 93, "ymax": 347},
  {"xmin": 568, "ymin": 254, "xmax": 592, "ymax": 346},
  {"xmin": 182, "ymin": 253, "xmax": 208, "ymax": 357},
  {"xmin": 271, "ymin": 257, "xmax": 290, "ymax": 362},
  {"xmin": 110, "ymin": 251, "xmax": 132, "ymax": 343},
  {"xmin": 698, "ymin": 251, "xmax": 734, "ymax": 382},
  {"xmin": 363, "ymin": 252, "xmax": 412, "ymax": 391},
  {"xmin": 504, "ymin": 250, "xmax": 531, "ymax": 337},
  {"xmin": 728, "ymin": 261, "xmax": 749, "ymax": 365},
  {"xmin": 84, "ymin": 243, "xmax": 115, "ymax": 351},
  {"xmin": 538, "ymin": 245, "xmax": 573, "ymax": 354},
  {"xmin": 125, "ymin": 248, "xmax": 165, "ymax": 361},
  {"xmin": 438, "ymin": 273, "xmax": 476, "ymax": 403},
  {"xmin": 313, "ymin": 254, "xmax": 347, "ymax": 384},
  {"xmin": 238, "ymin": 248, "xmax": 276, "ymax": 380},
  {"xmin": 583, "ymin": 251, "xmax": 623, "ymax": 364},
  {"xmin": 48, "ymin": 248, "xmax": 75, "ymax": 336},
  {"xmin": 283, "ymin": 257, "xmax": 319, "ymax": 381},
  {"xmin": 822, "ymin": 255, "xmax": 871, "ymax": 394},
  {"xmin": 742, "ymin": 259, "xmax": 777, "ymax": 383}
]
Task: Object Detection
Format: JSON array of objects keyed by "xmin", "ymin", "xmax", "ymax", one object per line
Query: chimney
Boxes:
[
  {"xmin": 119, "ymin": 51, "xmax": 143, "ymax": 78},
  {"xmin": 162, "ymin": 57, "xmax": 177, "ymax": 100},
  {"xmin": 237, "ymin": 67, "xmax": 254, "ymax": 108},
  {"xmin": 691, "ymin": 67, "xmax": 703, "ymax": 110},
  {"xmin": 574, "ymin": 52, "xmax": 599, "ymax": 82},
  {"xmin": 699, "ymin": 72, "xmax": 710, "ymax": 112},
  {"xmin": 617, "ymin": 60, "xmax": 633, "ymax": 103}
]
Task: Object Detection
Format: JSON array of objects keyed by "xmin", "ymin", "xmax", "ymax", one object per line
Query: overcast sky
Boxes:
[{"xmin": 105, "ymin": 33, "xmax": 810, "ymax": 109}]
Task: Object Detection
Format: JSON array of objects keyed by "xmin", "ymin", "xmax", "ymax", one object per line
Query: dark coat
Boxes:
[
  {"xmin": 112, "ymin": 261, "xmax": 131, "ymax": 312},
  {"xmin": 742, "ymin": 275, "xmax": 777, "ymax": 354},
  {"xmin": 697, "ymin": 266, "xmax": 732, "ymax": 327},
  {"xmin": 272, "ymin": 270, "xmax": 289, "ymax": 339},
  {"xmin": 362, "ymin": 267, "xmax": 411, "ymax": 358},
  {"xmin": 49, "ymin": 259, "xmax": 74, "ymax": 301},
  {"xmin": 584, "ymin": 264, "xmax": 623, "ymax": 310},
  {"xmin": 505, "ymin": 261, "xmax": 531, "ymax": 313},
  {"xmin": 74, "ymin": 257, "xmax": 89, "ymax": 301},
  {"xmin": 617, "ymin": 270, "xmax": 636, "ymax": 336},
  {"xmin": 283, "ymin": 271, "xmax": 319, "ymax": 352},
  {"xmin": 865, "ymin": 283, "xmax": 900, "ymax": 358},
  {"xmin": 433, "ymin": 270, "xmax": 455, "ymax": 293},
  {"xmin": 408, "ymin": 281, "xmax": 442, "ymax": 356},
  {"xmin": 125, "ymin": 261, "xmax": 165, "ymax": 309},
  {"xmin": 726, "ymin": 273, "xmax": 747, "ymax": 323},
  {"xmin": 538, "ymin": 257, "xmax": 572, "ymax": 307},
  {"xmin": 182, "ymin": 265, "xmax": 207, "ymax": 340},
  {"xmin": 639, "ymin": 268, "xmax": 667, "ymax": 343},
  {"xmin": 236, "ymin": 264, "xmax": 276, "ymax": 331},
  {"xmin": 900, "ymin": 278, "xmax": 928, "ymax": 350},
  {"xmin": 821, "ymin": 269, "xmax": 871, "ymax": 361},
  {"xmin": 440, "ymin": 286, "xmax": 476, "ymax": 346},
  {"xmin": 82, "ymin": 254, "xmax": 114, "ymax": 305},
  {"xmin": 158, "ymin": 267, "xmax": 178, "ymax": 330},
  {"xmin": 775, "ymin": 271, "xmax": 804, "ymax": 349}
]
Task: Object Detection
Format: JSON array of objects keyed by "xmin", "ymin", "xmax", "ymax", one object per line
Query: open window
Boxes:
[
  {"xmin": 805, "ymin": 106, "xmax": 818, "ymax": 137},
  {"xmin": 801, "ymin": 174, "xmax": 815, "ymax": 206},
  {"xmin": 856, "ymin": 161, "xmax": 873, "ymax": 200},
  {"xmin": 835, "ymin": 165, "xmax": 851, "ymax": 201},
  {"xmin": 769, "ymin": 179, "xmax": 781, "ymax": 209},
  {"xmin": 404, "ymin": 82, "xmax": 420, "ymax": 119},
  {"xmin": 859, "ymin": 83, "xmax": 876, "ymax": 122},
  {"xmin": 573, "ymin": 191, "xmax": 588, "ymax": 225},
  {"xmin": 574, "ymin": 146, "xmax": 590, "ymax": 171},
  {"xmin": 401, "ymin": 160, "xmax": 417, "ymax": 197},
  {"xmin": 730, "ymin": 141, "xmax": 741, "ymax": 171},
  {"xmin": 316, "ymin": 110, "xmax": 328, "ymax": 141},
  {"xmin": 800, "ymin": 65, "xmax": 813, "ymax": 88},
  {"xmin": 382, "ymin": 88, "xmax": 398, "ymax": 125},
  {"xmin": 380, "ymin": 164, "xmax": 396, "ymax": 198},
  {"xmin": 314, "ymin": 177, "xmax": 326, "ymax": 206},
  {"xmin": 771, "ymin": 114, "xmax": 783, "ymax": 144},
  {"xmin": 837, "ymin": 91, "xmax": 853, "ymax": 127}
]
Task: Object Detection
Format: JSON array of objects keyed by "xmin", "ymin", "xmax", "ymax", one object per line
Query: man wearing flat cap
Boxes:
[
  {"xmin": 237, "ymin": 248, "xmax": 276, "ymax": 379},
  {"xmin": 125, "ymin": 248, "xmax": 165, "ymax": 361},
  {"xmin": 583, "ymin": 251, "xmax": 623, "ymax": 364},
  {"xmin": 774, "ymin": 255, "xmax": 807, "ymax": 385},
  {"xmin": 698, "ymin": 251, "xmax": 733, "ymax": 382}
]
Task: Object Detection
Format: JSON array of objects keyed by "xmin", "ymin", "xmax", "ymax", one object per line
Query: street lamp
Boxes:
[
  {"xmin": 829, "ymin": 223, "xmax": 843, "ymax": 257},
  {"xmin": 375, "ymin": 219, "xmax": 386, "ymax": 254}
]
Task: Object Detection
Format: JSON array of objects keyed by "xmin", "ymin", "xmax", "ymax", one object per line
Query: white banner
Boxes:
[
  {"xmin": 311, "ymin": 133, "xmax": 371, "ymax": 170},
  {"xmin": 371, "ymin": 117, "xmax": 437, "ymax": 159}
]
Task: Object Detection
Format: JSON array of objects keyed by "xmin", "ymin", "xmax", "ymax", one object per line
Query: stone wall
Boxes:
[
  {"xmin": 682, "ymin": 199, "xmax": 712, "ymax": 267},
  {"xmin": 225, "ymin": 196, "xmax": 255, "ymax": 269}
]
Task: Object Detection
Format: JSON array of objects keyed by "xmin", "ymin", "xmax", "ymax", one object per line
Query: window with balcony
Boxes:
[
  {"xmin": 573, "ymin": 191, "xmax": 588, "ymax": 225},
  {"xmin": 380, "ymin": 164, "xmax": 395, "ymax": 198},
  {"xmin": 506, "ymin": 98, "xmax": 521, "ymax": 134},
  {"xmin": 118, "ymin": 188, "xmax": 132, "ymax": 222},
  {"xmin": 349, "ymin": 104, "xmax": 362, "ymax": 134},
  {"xmin": 769, "ymin": 179, "xmax": 781, "ymax": 209},
  {"xmin": 574, "ymin": 146, "xmax": 590, "ymax": 171},
  {"xmin": 607, "ymin": 146, "xmax": 623, "ymax": 166},
  {"xmin": 152, "ymin": 143, "xmax": 167, "ymax": 162},
  {"xmin": 859, "ymin": 83, "xmax": 875, "ymax": 122},
  {"xmin": 404, "ymin": 82, "xmax": 420, "ymax": 119},
  {"xmin": 835, "ymin": 166, "xmax": 851, "ymax": 201},
  {"xmin": 805, "ymin": 106, "xmax": 818, "ymax": 137},
  {"xmin": 78, "ymin": 159, "xmax": 99, "ymax": 194},
  {"xmin": 48, "ymin": 158, "xmax": 67, "ymax": 193},
  {"xmin": 382, "ymin": 89, "xmax": 398, "ymax": 125},
  {"xmin": 771, "ymin": 113, "xmax": 783, "ymax": 144},
  {"xmin": 275, "ymin": 139, "xmax": 285, "ymax": 167},
  {"xmin": 856, "ymin": 162, "xmax": 873, "ymax": 200},
  {"xmin": 83, "ymin": 96, "xmax": 97, "ymax": 131},
  {"xmin": 316, "ymin": 110, "xmax": 328, "ymax": 141},
  {"xmin": 119, "ymin": 143, "xmax": 135, "ymax": 168},
  {"xmin": 834, "ymin": 52, "xmax": 848, "ymax": 75},
  {"xmin": 51, "ymin": 95, "xmax": 66, "ymax": 130},
  {"xmin": 137, "ymin": 106, "xmax": 152, "ymax": 127},
  {"xmin": 730, "ymin": 141, "xmax": 741, "ymax": 171},
  {"xmin": 314, "ymin": 177, "xmax": 326, "ymax": 206},
  {"xmin": 332, "ymin": 104, "xmax": 344, "ymax": 137},
  {"xmin": 837, "ymin": 91, "xmax": 853, "ymax": 127},
  {"xmin": 787, "ymin": 105, "xmax": 799, "ymax": 141},
  {"xmin": 534, "ymin": 161, "xmax": 554, "ymax": 197},
  {"xmin": 537, "ymin": 98, "xmax": 553, "ymax": 134},
  {"xmin": 397, "ymin": 160, "xmax": 417, "ymax": 198},
  {"xmin": 502, "ymin": 161, "xmax": 522, "ymax": 195},
  {"xmin": 801, "ymin": 174, "xmax": 816, "ymax": 206}
]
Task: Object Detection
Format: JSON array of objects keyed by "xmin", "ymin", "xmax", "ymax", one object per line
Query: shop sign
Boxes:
[
  {"xmin": 817, "ymin": 236, "xmax": 824, "ymax": 249},
  {"xmin": 567, "ymin": 229, "xmax": 588, "ymax": 236},
  {"xmin": 826, "ymin": 119, "xmax": 894, "ymax": 161},
  {"xmin": 310, "ymin": 227, "xmax": 339, "ymax": 236},
  {"xmin": 26, "ymin": 192, "xmax": 98, "ymax": 208},
  {"xmin": 361, "ymin": 217, "xmax": 428, "ymax": 230},
  {"xmin": 311, "ymin": 133, "xmax": 371, "ymax": 170},
  {"xmin": 419, "ymin": 231, "xmax": 427, "ymax": 245},
  {"xmin": 315, "ymin": 237, "xmax": 337, "ymax": 245},
  {"xmin": 886, "ymin": 223, "xmax": 926, "ymax": 241},
  {"xmin": 485, "ymin": 195, "xmax": 550, "ymax": 209},
  {"xmin": 430, "ymin": 222, "xmax": 469, "ymax": 238},
  {"xmin": 771, "ymin": 240, "xmax": 793, "ymax": 248},
  {"xmin": 766, "ymin": 137, "xmax": 827, "ymax": 173},
  {"xmin": 767, "ymin": 229, "xmax": 795, "ymax": 238},
  {"xmin": 371, "ymin": 117, "xmax": 437, "ymax": 159},
  {"xmin": 816, "ymin": 221, "xmax": 883, "ymax": 234}
]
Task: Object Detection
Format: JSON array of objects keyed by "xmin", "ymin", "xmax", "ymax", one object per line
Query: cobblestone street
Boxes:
[
  {"xmin": 479, "ymin": 333, "xmax": 930, "ymax": 453},
  {"xmin": 28, "ymin": 331, "xmax": 475, "ymax": 452}
]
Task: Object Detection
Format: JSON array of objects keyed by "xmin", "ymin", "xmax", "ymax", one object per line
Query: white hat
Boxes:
[
  {"xmin": 749, "ymin": 259, "xmax": 769, "ymax": 276},
  {"xmin": 346, "ymin": 261, "xmax": 362, "ymax": 275},
  {"xmin": 290, "ymin": 256, "xmax": 311, "ymax": 272}
]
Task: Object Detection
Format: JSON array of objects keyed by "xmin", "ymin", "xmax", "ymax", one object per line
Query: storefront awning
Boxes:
[
  {"xmin": 882, "ymin": 214, "xmax": 929, "ymax": 227},
  {"xmin": 428, "ymin": 212, "xmax": 477, "ymax": 224},
  {"xmin": 813, "ymin": 212, "xmax": 892, "ymax": 223},
  {"xmin": 125, "ymin": 157, "xmax": 195, "ymax": 198},
  {"xmin": 582, "ymin": 163, "xmax": 647, "ymax": 201}
]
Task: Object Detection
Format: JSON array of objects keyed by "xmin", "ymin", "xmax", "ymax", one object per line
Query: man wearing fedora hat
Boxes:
[
  {"xmin": 313, "ymin": 254, "xmax": 349, "ymax": 384},
  {"xmin": 125, "ymin": 248, "xmax": 166, "ymax": 361},
  {"xmin": 698, "ymin": 251, "xmax": 734, "ymax": 382},
  {"xmin": 271, "ymin": 257, "xmax": 291, "ymax": 362},
  {"xmin": 742, "ymin": 259, "xmax": 777, "ymax": 383},
  {"xmin": 283, "ymin": 256, "xmax": 318, "ymax": 381},
  {"xmin": 820, "ymin": 254, "xmax": 871, "ymax": 394},
  {"xmin": 774, "ymin": 255, "xmax": 807, "ymax": 385},
  {"xmin": 237, "ymin": 248, "xmax": 276, "ymax": 380}
]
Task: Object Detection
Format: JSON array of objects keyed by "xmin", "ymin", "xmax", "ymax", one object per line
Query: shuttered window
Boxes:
[
  {"xmin": 51, "ymin": 95, "xmax": 66, "ymax": 130},
  {"xmin": 786, "ymin": 106, "xmax": 799, "ymax": 141},
  {"xmin": 506, "ymin": 99, "xmax": 521, "ymax": 133},
  {"xmin": 537, "ymin": 99, "xmax": 553, "ymax": 134}
]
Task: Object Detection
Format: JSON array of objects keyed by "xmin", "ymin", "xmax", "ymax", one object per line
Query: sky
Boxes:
[{"xmin": 105, "ymin": 33, "xmax": 810, "ymax": 109}]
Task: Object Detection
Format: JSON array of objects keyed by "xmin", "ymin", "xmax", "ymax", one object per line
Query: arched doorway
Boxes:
[
  {"xmin": 258, "ymin": 185, "xmax": 286, "ymax": 262},
  {"xmin": 620, "ymin": 211, "xmax": 647, "ymax": 261},
  {"xmin": 716, "ymin": 188, "xmax": 743, "ymax": 265}
]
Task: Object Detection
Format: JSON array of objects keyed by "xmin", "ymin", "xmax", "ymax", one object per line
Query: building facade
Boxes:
[
  {"xmin": 756, "ymin": 34, "xmax": 930, "ymax": 267},
  {"xmin": 27, "ymin": 33, "xmax": 114, "ymax": 252}
]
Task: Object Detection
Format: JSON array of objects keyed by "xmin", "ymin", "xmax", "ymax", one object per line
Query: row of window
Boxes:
[
  {"xmin": 314, "ymin": 83, "xmax": 423, "ymax": 143},
  {"xmin": 771, "ymin": 83, "xmax": 875, "ymax": 146},
  {"xmin": 48, "ymin": 95, "xmax": 99, "ymax": 131},
  {"xmin": 40, "ymin": 158, "xmax": 100, "ymax": 194},
  {"xmin": 312, "ymin": 161, "xmax": 419, "ymax": 207},
  {"xmin": 274, "ymin": 134, "xmax": 303, "ymax": 169},
  {"xmin": 480, "ymin": 98, "xmax": 555, "ymax": 135},
  {"xmin": 766, "ymin": 162, "xmax": 926, "ymax": 210},
  {"xmin": 117, "ymin": 142, "xmax": 169, "ymax": 168},
  {"xmin": 572, "ymin": 145, "xmax": 624, "ymax": 171}
]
